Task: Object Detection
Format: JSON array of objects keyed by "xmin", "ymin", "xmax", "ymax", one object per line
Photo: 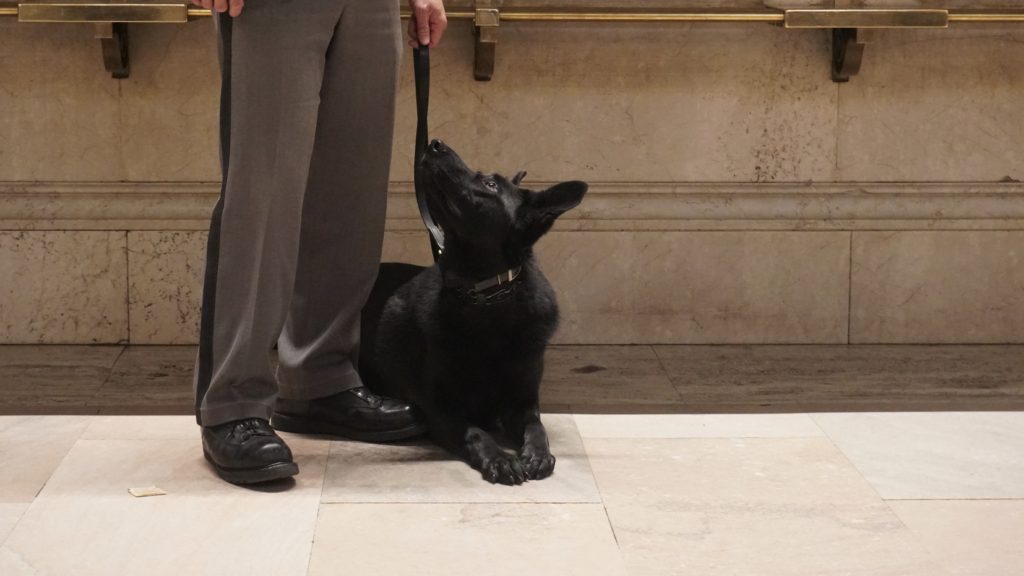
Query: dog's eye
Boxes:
[{"xmin": 484, "ymin": 179, "xmax": 498, "ymax": 191}]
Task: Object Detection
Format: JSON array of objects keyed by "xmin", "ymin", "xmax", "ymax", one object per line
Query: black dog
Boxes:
[{"xmin": 358, "ymin": 139, "xmax": 587, "ymax": 485}]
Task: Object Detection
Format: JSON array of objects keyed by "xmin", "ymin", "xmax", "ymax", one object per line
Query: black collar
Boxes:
[{"xmin": 443, "ymin": 266, "xmax": 523, "ymax": 305}]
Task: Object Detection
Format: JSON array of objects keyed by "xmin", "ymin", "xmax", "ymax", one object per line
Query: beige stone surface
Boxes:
[
  {"xmin": 112, "ymin": 230, "xmax": 849, "ymax": 346},
  {"xmin": 4, "ymin": 411, "xmax": 1024, "ymax": 574},
  {"xmin": 308, "ymin": 503, "xmax": 627, "ymax": 576},
  {"xmin": 128, "ymin": 231, "xmax": 206, "ymax": 344},
  {"xmin": 0, "ymin": 24, "xmax": 123, "ymax": 182},
  {"xmin": 0, "ymin": 22, "xmax": 220, "ymax": 183},
  {"xmin": 116, "ymin": 229, "xmax": 432, "ymax": 345},
  {"xmin": 119, "ymin": 25, "xmax": 221, "ymax": 182},
  {"xmin": 888, "ymin": 500, "xmax": 1024, "ymax": 576},
  {"xmin": 0, "ymin": 546, "xmax": 32, "ymax": 576},
  {"xmin": 574, "ymin": 413, "xmax": 824, "ymax": 438},
  {"xmin": 321, "ymin": 415, "xmax": 600, "ymax": 503},
  {"xmin": 0, "ymin": 231, "xmax": 128, "ymax": 343},
  {"xmin": 7, "ymin": 181, "xmax": 1024, "ymax": 233},
  {"xmin": 0, "ymin": 416, "xmax": 91, "ymax": 502},
  {"xmin": 82, "ymin": 415, "xmax": 198, "ymax": 440},
  {"xmin": 392, "ymin": 21, "xmax": 838, "ymax": 183},
  {"xmin": 3, "ymin": 11, "xmax": 1024, "ymax": 186},
  {"xmin": 79, "ymin": 414, "xmax": 319, "ymax": 451},
  {"xmin": 381, "ymin": 230, "xmax": 435, "ymax": 265},
  {"xmin": 0, "ymin": 504, "xmax": 28, "ymax": 546},
  {"xmin": 812, "ymin": 412, "xmax": 1024, "ymax": 499},
  {"xmin": 2, "ymin": 18, "xmax": 840, "ymax": 184},
  {"xmin": 0, "ymin": 436, "xmax": 328, "ymax": 576},
  {"xmin": 537, "ymin": 231, "xmax": 850, "ymax": 343},
  {"xmin": 851, "ymin": 232, "xmax": 1024, "ymax": 343},
  {"xmin": 837, "ymin": 27, "xmax": 1024, "ymax": 182},
  {"xmin": 585, "ymin": 437, "xmax": 944, "ymax": 575}
]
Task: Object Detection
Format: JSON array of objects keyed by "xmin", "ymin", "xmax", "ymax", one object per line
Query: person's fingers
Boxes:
[
  {"xmin": 430, "ymin": 10, "xmax": 447, "ymax": 47},
  {"xmin": 200, "ymin": 0, "xmax": 213, "ymax": 9},
  {"xmin": 407, "ymin": 17, "xmax": 417, "ymax": 47},
  {"xmin": 228, "ymin": 0, "xmax": 244, "ymax": 17},
  {"xmin": 188, "ymin": 0, "xmax": 202, "ymax": 6},
  {"xmin": 213, "ymin": 0, "xmax": 228, "ymax": 13},
  {"xmin": 414, "ymin": 2, "xmax": 431, "ymax": 46}
]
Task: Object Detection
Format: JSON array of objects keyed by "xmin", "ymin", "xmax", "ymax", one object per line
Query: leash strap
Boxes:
[{"xmin": 413, "ymin": 46, "xmax": 445, "ymax": 261}]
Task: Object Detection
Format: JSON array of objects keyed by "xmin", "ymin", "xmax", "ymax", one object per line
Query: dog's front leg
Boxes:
[
  {"xmin": 422, "ymin": 403, "xmax": 527, "ymax": 486},
  {"xmin": 464, "ymin": 425, "xmax": 527, "ymax": 486},
  {"xmin": 505, "ymin": 405, "xmax": 556, "ymax": 480}
]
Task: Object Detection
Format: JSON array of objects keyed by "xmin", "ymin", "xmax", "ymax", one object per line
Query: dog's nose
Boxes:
[{"xmin": 430, "ymin": 139, "xmax": 445, "ymax": 152}]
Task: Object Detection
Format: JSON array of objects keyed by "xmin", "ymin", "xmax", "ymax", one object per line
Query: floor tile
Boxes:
[
  {"xmin": 542, "ymin": 346, "xmax": 682, "ymax": 409},
  {"xmin": 585, "ymin": 437, "xmax": 943, "ymax": 576},
  {"xmin": 0, "ymin": 504, "xmax": 28, "ymax": 544},
  {"xmin": 813, "ymin": 412, "xmax": 1024, "ymax": 499},
  {"xmin": 320, "ymin": 415, "xmax": 600, "ymax": 503},
  {"xmin": 888, "ymin": 500, "xmax": 1024, "ymax": 576},
  {"xmin": 308, "ymin": 503, "xmax": 626, "ymax": 576},
  {"xmin": 0, "ymin": 416, "xmax": 91, "ymax": 502},
  {"xmin": 0, "ymin": 546, "xmax": 33, "ymax": 576},
  {"xmin": 1, "ymin": 436, "xmax": 328, "ymax": 576},
  {"xmin": 0, "ymin": 345, "xmax": 122, "ymax": 409},
  {"xmin": 89, "ymin": 346, "xmax": 195, "ymax": 411},
  {"xmin": 83, "ymin": 415, "xmax": 201, "ymax": 440},
  {"xmin": 655, "ymin": 345, "xmax": 1024, "ymax": 411},
  {"xmin": 573, "ymin": 413, "xmax": 824, "ymax": 438}
]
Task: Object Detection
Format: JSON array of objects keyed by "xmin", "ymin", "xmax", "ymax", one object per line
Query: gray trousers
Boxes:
[{"xmin": 194, "ymin": 0, "xmax": 403, "ymax": 426}]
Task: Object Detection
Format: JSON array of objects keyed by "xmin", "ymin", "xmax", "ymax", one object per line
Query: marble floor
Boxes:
[{"xmin": 0, "ymin": 345, "xmax": 1023, "ymax": 575}]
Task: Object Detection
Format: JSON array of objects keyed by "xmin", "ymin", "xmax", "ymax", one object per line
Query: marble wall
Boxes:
[{"xmin": 1, "ymin": 4, "xmax": 1023, "ymax": 344}]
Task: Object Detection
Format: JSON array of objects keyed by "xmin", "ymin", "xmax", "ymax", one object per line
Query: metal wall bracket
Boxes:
[
  {"xmin": 473, "ymin": 2, "xmax": 499, "ymax": 81},
  {"xmin": 831, "ymin": 28, "xmax": 863, "ymax": 83},
  {"xmin": 16, "ymin": 3, "xmax": 188, "ymax": 79},
  {"xmin": 95, "ymin": 22, "xmax": 129, "ymax": 79}
]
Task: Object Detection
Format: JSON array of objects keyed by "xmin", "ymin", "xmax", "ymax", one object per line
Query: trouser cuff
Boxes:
[
  {"xmin": 276, "ymin": 367, "xmax": 364, "ymax": 401},
  {"xmin": 198, "ymin": 400, "xmax": 275, "ymax": 427}
]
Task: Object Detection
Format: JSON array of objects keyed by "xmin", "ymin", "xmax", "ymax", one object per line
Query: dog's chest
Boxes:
[{"xmin": 445, "ymin": 330, "xmax": 545, "ymax": 405}]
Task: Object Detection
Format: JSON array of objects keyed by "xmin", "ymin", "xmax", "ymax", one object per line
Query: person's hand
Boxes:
[
  {"xmin": 191, "ymin": 0, "xmax": 244, "ymax": 18},
  {"xmin": 408, "ymin": 0, "xmax": 447, "ymax": 48}
]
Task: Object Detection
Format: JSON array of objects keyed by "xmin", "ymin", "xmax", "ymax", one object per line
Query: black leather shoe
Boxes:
[
  {"xmin": 202, "ymin": 418, "xmax": 299, "ymax": 484},
  {"xmin": 271, "ymin": 387, "xmax": 427, "ymax": 442}
]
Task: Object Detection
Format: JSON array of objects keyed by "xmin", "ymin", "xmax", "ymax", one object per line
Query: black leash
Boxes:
[
  {"xmin": 413, "ymin": 47, "xmax": 524, "ymax": 304},
  {"xmin": 413, "ymin": 47, "xmax": 445, "ymax": 261}
]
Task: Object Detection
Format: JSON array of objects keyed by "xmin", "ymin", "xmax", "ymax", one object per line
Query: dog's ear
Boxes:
[
  {"xmin": 512, "ymin": 171, "xmax": 528, "ymax": 186},
  {"xmin": 517, "ymin": 180, "xmax": 588, "ymax": 245}
]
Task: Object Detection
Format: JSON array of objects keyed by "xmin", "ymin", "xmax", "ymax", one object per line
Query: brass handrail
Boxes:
[
  {"xmin": 2, "ymin": 5, "xmax": 1023, "ymax": 24},
  {"xmin": 949, "ymin": 12, "xmax": 1024, "ymax": 23},
  {"xmin": 4, "ymin": 4, "xmax": 1023, "ymax": 81},
  {"xmin": 189, "ymin": 8, "xmax": 1024, "ymax": 24}
]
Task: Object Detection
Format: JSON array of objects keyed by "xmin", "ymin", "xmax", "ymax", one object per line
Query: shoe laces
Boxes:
[
  {"xmin": 349, "ymin": 387, "xmax": 383, "ymax": 408},
  {"xmin": 229, "ymin": 418, "xmax": 274, "ymax": 441}
]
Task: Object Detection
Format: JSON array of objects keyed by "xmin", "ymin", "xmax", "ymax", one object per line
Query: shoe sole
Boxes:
[
  {"xmin": 203, "ymin": 449, "xmax": 299, "ymax": 485},
  {"xmin": 271, "ymin": 412, "xmax": 428, "ymax": 443}
]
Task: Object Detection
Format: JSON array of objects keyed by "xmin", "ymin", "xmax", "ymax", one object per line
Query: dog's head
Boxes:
[{"xmin": 419, "ymin": 140, "xmax": 587, "ymax": 256}]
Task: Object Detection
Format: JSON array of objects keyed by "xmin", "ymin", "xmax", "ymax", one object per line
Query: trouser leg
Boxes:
[
  {"xmin": 194, "ymin": 1, "xmax": 346, "ymax": 426},
  {"xmin": 276, "ymin": 0, "xmax": 404, "ymax": 399}
]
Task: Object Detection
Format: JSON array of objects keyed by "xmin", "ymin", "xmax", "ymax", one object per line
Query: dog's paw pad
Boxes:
[
  {"xmin": 481, "ymin": 453, "xmax": 527, "ymax": 486},
  {"xmin": 520, "ymin": 452, "xmax": 556, "ymax": 480}
]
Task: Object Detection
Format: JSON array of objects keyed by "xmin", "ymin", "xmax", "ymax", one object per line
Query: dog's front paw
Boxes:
[
  {"xmin": 519, "ymin": 449, "xmax": 556, "ymax": 480},
  {"xmin": 480, "ymin": 451, "xmax": 527, "ymax": 486}
]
